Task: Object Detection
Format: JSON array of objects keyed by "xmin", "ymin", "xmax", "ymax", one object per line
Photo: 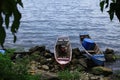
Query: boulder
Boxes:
[
  {"xmin": 91, "ymin": 66, "xmax": 113, "ymax": 76},
  {"xmin": 42, "ymin": 65, "xmax": 49, "ymax": 70},
  {"xmin": 105, "ymin": 54, "xmax": 116, "ymax": 62},
  {"xmin": 71, "ymin": 58, "xmax": 79, "ymax": 65},
  {"xmin": 78, "ymin": 58, "xmax": 87, "ymax": 69},
  {"xmin": 104, "ymin": 48, "xmax": 114, "ymax": 54},
  {"xmin": 104, "ymin": 48, "xmax": 116, "ymax": 62},
  {"xmin": 72, "ymin": 48, "xmax": 82, "ymax": 58},
  {"xmin": 44, "ymin": 52, "xmax": 52, "ymax": 58},
  {"xmin": 40, "ymin": 72, "xmax": 59, "ymax": 80},
  {"xmin": 29, "ymin": 45, "xmax": 45, "ymax": 53},
  {"xmin": 46, "ymin": 49, "xmax": 53, "ymax": 56}
]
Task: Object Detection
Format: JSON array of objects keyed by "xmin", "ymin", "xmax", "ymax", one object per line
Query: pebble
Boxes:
[{"xmin": 42, "ymin": 65, "xmax": 49, "ymax": 70}]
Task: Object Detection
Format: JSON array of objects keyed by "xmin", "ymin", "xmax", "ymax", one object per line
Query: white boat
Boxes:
[{"xmin": 54, "ymin": 36, "xmax": 72, "ymax": 65}]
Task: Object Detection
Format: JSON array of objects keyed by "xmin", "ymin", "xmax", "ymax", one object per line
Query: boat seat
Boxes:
[{"xmin": 87, "ymin": 50, "xmax": 95, "ymax": 53}]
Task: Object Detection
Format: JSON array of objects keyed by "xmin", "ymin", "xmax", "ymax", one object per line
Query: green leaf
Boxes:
[
  {"xmin": 108, "ymin": 3, "xmax": 116, "ymax": 20},
  {"xmin": 100, "ymin": 1, "xmax": 105, "ymax": 12},
  {"xmin": 2, "ymin": 0, "xmax": 11, "ymax": 15},
  {"xmin": 108, "ymin": 11, "xmax": 114, "ymax": 20},
  {"xmin": 115, "ymin": 3, "xmax": 120, "ymax": 22},
  {"xmin": 17, "ymin": 0, "xmax": 23, "ymax": 7},
  {"xmin": 0, "ymin": 12, "xmax": 3, "ymax": 26},
  {"xmin": 5, "ymin": 15, "xmax": 10, "ymax": 28},
  {"xmin": 11, "ymin": 7, "xmax": 21, "ymax": 43},
  {"xmin": 14, "ymin": 10, "xmax": 21, "ymax": 31},
  {"xmin": 105, "ymin": 0, "xmax": 109, "ymax": 8},
  {"xmin": 112, "ymin": 0, "xmax": 116, "ymax": 3},
  {"xmin": 11, "ymin": 5, "xmax": 21, "ymax": 33},
  {"xmin": 0, "ymin": 0, "xmax": 23, "ymax": 48},
  {"xmin": 0, "ymin": 26, "xmax": 6, "ymax": 48},
  {"xmin": 13, "ymin": 33, "xmax": 17, "ymax": 43}
]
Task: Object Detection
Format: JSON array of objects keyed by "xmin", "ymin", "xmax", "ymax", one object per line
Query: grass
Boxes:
[{"xmin": 57, "ymin": 69, "xmax": 81, "ymax": 80}]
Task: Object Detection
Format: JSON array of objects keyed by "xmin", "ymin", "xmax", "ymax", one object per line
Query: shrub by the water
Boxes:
[{"xmin": 0, "ymin": 49, "xmax": 40, "ymax": 80}]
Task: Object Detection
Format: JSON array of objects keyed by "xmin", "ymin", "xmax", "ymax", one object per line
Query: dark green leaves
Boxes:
[
  {"xmin": 112, "ymin": 0, "xmax": 116, "ymax": 3},
  {"xmin": 105, "ymin": 0, "xmax": 109, "ymax": 8},
  {"xmin": 0, "ymin": 26, "xmax": 6, "ymax": 48},
  {"xmin": 100, "ymin": 1, "xmax": 105, "ymax": 12},
  {"xmin": 100, "ymin": 0, "xmax": 110, "ymax": 12},
  {"xmin": 100, "ymin": 0, "xmax": 120, "ymax": 22},
  {"xmin": 11, "ymin": 9, "xmax": 21, "ymax": 33},
  {"xmin": 0, "ymin": 0, "xmax": 23, "ymax": 48},
  {"xmin": 5, "ymin": 15, "xmax": 10, "ymax": 28},
  {"xmin": 108, "ymin": 3, "xmax": 116, "ymax": 21},
  {"xmin": 17, "ymin": 0, "xmax": 24, "ymax": 7},
  {"xmin": 115, "ymin": 0, "xmax": 120, "ymax": 22},
  {"xmin": 11, "ymin": 5, "xmax": 21, "ymax": 43},
  {"xmin": 13, "ymin": 33, "xmax": 17, "ymax": 43},
  {"xmin": 0, "ymin": 12, "xmax": 5, "ymax": 48},
  {"xmin": 0, "ymin": 12, "xmax": 3, "ymax": 26}
]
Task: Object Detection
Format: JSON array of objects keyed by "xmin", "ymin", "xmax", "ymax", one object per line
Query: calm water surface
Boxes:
[{"xmin": 4, "ymin": 0, "xmax": 120, "ymax": 71}]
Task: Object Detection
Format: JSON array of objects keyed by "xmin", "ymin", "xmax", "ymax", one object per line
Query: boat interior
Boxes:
[
  {"xmin": 80, "ymin": 35, "xmax": 102, "ymax": 54},
  {"xmin": 55, "ymin": 40, "xmax": 71, "ymax": 57}
]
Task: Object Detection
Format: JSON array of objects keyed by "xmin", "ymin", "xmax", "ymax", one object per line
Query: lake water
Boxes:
[{"xmin": 4, "ymin": 0, "xmax": 120, "ymax": 71}]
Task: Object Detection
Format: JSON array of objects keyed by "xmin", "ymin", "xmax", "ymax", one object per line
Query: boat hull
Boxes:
[
  {"xmin": 80, "ymin": 34, "xmax": 105, "ymax": 66},
  {"xmin": 54, "ymin": 36, "xmax": 72, "ymax": 65}
]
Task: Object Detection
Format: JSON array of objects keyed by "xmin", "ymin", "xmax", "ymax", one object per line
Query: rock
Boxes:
[
  {"xmin": 92, "ymin": 66, "xmax": 113, "ymax": 76},
  {"xmin": 54, "ymin": 65, "xmax": 59, "ymax": 70},
  {"xmin": 30, "ymin": 61, "xmax": 36, "ymax": 64},
  {"xmin": 47, "ymin": 77, "xmax": 60, "ymax": 80},
  {"xmin": 37, "ymin": 65, "xmax": 42, "ymax": 69},
  {"xmin": 70, "ymin": 65, "xmax": 75, "ymax": 70},
  {"xmin": 44, "ymin": 52, "xmax": 52, "ymax": 58},
  {"xmin": 46, "ymin": 58, "xmax": 54, "ymax": 64},
  {"xmin": 40, "ymin": 72, "xmax": 59, "ymax": 80},
  {"xmin": 105, "ymin": 54, "xmax": 116, "ymax": 62},
  {"xmin": 104, "ymin": 48, "xmax": 116, "ymax": 62},
  {"xmin": 78, "ymin": 58, "xmax": 87, "ymax": 69},
  {"xmin": 46, "ymin": 49, "xmax": 54, "ymax": 56},
  {"xmin": 40, "ymin": 59, "xmax": 47, "ymax": 65},
  {"xmin": 32, "ymin": 51, "xmax": 40, "ymax": 55},
  {"xmin": 15, "ymin": 47, "xmax": 25, "ymax": 52},
  {"xmin": 42, "ymin": 65, "xmax": 49, "ymax": 70},
  {"xmin": 105, "ymin": 48, "xmax": 114, "ymax": 54},
  {"xmin": 71, "ymin": 58, "xmax": 79, "ymax": 65},
  {"xmin": 80, "ymin": 72, "xmax": 89, "ymax": 80},
  {"xmin": 72, "ymin": 48, "xmax": 81, "ymax": 58},
  {"xmin": 89, "ymin": 76, "xmax": 100, "ymax": 80},
  {"xmin": 29, "ymin": 45, "xmax": 45, "ymax": 53}
]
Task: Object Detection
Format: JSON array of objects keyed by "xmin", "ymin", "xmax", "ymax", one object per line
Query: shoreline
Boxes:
[{"xmin": 1, "ymin": 45, "xmax": 120, "ymax": 80}]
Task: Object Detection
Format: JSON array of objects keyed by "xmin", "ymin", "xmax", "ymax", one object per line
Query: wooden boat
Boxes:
[
  {"xmin": 80, "ymin": 34, "xmax": 105, "ymax": 66},
  {"xmin": 54, "ymin": 36, "xmax": 72, "ymax": 65}
]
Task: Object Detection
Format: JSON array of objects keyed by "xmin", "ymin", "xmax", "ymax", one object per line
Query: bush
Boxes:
[{"xmin": 0, "ymin": 49, "xmax": 40, "ymax": 80}]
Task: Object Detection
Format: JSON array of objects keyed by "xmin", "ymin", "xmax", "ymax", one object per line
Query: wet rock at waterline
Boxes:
[
  {"xmin": 105, "ymin": 48, "xmax": 114, "ymax": 54},
  {"xmin": 104, "ymin": 48, "xmax": 116, "ymax": 62},
  {"xmin": 91, "ymin": 66, "xmax": 113, "ymax": 76},
  {"xmin": 72, "ymin": 48, "xmax": 82, "ymax": 58},
  {"xmin": 29, "ymin": 45, "xmax": 46, "ymax": 53}
]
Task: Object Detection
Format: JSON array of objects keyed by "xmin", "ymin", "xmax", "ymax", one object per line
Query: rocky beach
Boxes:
[{"xmin": 10, "ymin": 45, "xmax": 120, "ymax": 80}]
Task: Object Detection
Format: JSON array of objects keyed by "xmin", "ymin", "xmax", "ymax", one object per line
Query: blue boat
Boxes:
[{"xmin": 80, "ymin": 34, "xmax": 105, "ymax": 66}]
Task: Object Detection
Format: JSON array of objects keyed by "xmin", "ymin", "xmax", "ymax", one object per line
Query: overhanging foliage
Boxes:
[
  {"xmin": 100, "ymin": 0, "xmax": 120, "ymax": 21},
  {"xmin": 0, "ymin": 0, "xmax": 23, "ymax": 48}
]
